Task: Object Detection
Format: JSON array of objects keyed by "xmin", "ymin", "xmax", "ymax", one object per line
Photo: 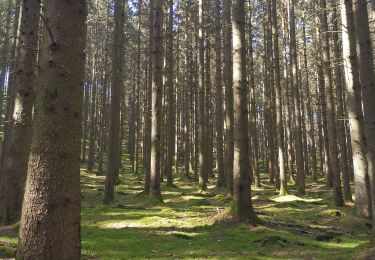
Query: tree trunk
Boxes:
[
  {"xmin": 104, "ymin": 0, "xmax": 124, "ymax": 203},
  {"xmin": 224, "ymin": 0, "xmax": 234, "ymax": 195},
  {"xmin": 232, "ymin": 0, "xmax": 258, "ymax": 223},
  {"xmin": 17, "ymin": 0, "xmax": 86, "ymax": 258},
  {"xmin": 0, "ymin": 0, "xmax": 40, "ymax": 224},
  {"xmin": 272, "ymin": 0, "xmax": 287, "ymax": 195},
  {"xmin": 165, "ymin": 0, "xmax": 175, "ymax": 186},
  {"xmin": 341, "ymin": 0, "xmax": 371, "ymax": 217},
  {"xmin": 215, "ymin": 0, "xmax": 225, "ymax": 187},
  {"xmin": 198, "ymin": 0, "xmax": 207, "ymax": 191},
  {"xmin": 289, "ymin": 0, "xmax": 305, "ymax": 194},
  {"xmin": 150, "ymin": 0, "xmax": 163, "ymax": 201},
  {"xmin": 332, "ymin": 7, "xmax": 352, "ymax": 201},
  {"xmin": 353, "ymin": 0, "xmax": 375, "ymax": 221},
  {"xmin": 319, "ymin": 0, "xmax": 345, "ymax": 207}
]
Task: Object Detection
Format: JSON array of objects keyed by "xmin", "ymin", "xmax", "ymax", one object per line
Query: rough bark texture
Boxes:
[
  {"xmin": 150, "ymin": 0, "xmax": 163, "ymax": 201},
  {"xmin": 104, "ymin": 0, "xmax": 124, "ymax": 203},
  {"xmin": 0, "ymin": 0, "xmax": 40, "ymax": 224},
  {"xmin": 232, "ymin": 0, "xmax": 258, "ymax": 223},
  {"xmin": 332, "ymin": 7, "xmax": 352, "ymax": 201},
  {"xmin": 353, "ymin": 0, "xmax": 375, "ymax": 221},
  {"xmin": 17, "ymin": 0, "xmax": 87, "ymax": 258},
  {"xmin": 341, "ymin": 0, "xmax": 372, "ymax": 217},
  {"xmin": 319, "ymin": 0, "xmax": 345, "ymax": 207}
]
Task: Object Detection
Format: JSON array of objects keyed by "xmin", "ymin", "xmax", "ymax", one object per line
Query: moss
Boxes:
[
  {"xmin": 0, "ymin": 245, "xmax": 16, "ymax": 258},
  {"xmin": 0, "ymin": 167, "xmax": 372, "ymax": 259}
]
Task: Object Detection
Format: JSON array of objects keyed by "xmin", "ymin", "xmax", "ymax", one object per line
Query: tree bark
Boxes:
[
  {"xmin": 0, "ymin": 0, "xmax": 40, "ymax": 224},
  {"xmin": 104, "ymin": 0, "xmax": 124, "ymax": 203},
  {"xmin": 224, "ymin": 0, "xmax": 234, "ymax": 195},
  {"xmin": 150, "ymin": 0, "xmax": 163, "ymax": 201},
  {"xmin": 289, "ymin": 0, "xmax": 305, "ymax": 194},
  {"xmin": 341, "ymin": 0, "xmax": 372, "ymax": 217},
  {"xmin": 353, "ymin": 0, "xmax": 375, "ymax": 221},
  {"xmin": 215, "ymin": 0, "xmax": 225, "ymax": 187},
  {"xmin": 272, "ymin": 0, "xmax": 287, "ymax": 195},
  {"xmin": 17, "ymin": 0, "xmax": 86, "ymax": 257},
  {"xmin": 319, "ymin": 0, "xmax": 345, "ymax": 206},
  {"xmin": 165, "ymin": 0, "xmax": 175, "ymax": 186},
  {"xmin": 232, "ymin": 0, "xmax": 258, "ymax": 223}
]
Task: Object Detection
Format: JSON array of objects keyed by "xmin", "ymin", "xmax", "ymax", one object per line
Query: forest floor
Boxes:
[{"xmin": 0, "ymin": 157, "xmax": 374, "ymax": 259}]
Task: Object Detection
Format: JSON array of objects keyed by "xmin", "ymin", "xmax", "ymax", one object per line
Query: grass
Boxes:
[{"xmin": 0, "ymin": 156, "xmax": 374, "ymax": 259}]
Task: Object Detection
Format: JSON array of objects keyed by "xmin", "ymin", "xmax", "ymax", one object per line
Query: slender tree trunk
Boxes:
[
  {"xmin": 319, "ymin": 0, "xmax": 345, "ymax": 206},
  {"xmin": 289, "ymin": 0, "xmax": 305, "ymax": 194},
  {"xmin": 144, "ymin": 0, "xmax": 154, "ymax": 193},
  {"xmin": 232, "ymin": 0, "xmax": 258, "ymax": 223},
  {"xmin": 104, "ymin": 0, "xmax": 124, "ymax": 203},
  {"xmin": 272, "ymin": 0, "xmax": 287, "ymax": 195},
  {"xmin": 165, "ymin": 0, "xmax": 175, "ymax": 186},
  {"xmin": 215, "ymin": 0, "xmax": 225, "ymax": 187},
  {"xmin": 315, "ymin": 9, "xmax": 331, "ymax": 181},
  {"xmin": 88, "ymin": 55, "xmax": 97, "ymax": 171},
  {"xmin": 0, "ymin": 0, "xmax": 12, "ymax": 133},
  {"xmin": 150, "ymin": 0, "xmax": 163, "ymax": 201},
  {"xmin": 81, "ymin": 84, "xmax": 90, "ymax": 162},
  {"xmin": 1, "ymin": 0, "xmax": 21, "ymax": 171},
  {"xmin": 183, "ymin": 1, "xmax": 192, "ymax": 180},
  {"xmin": 247, "ymin": 3, "xmax": 260, "ymax": 187},
  {"xmin": 198, "ymin": 0, "xmax": 207, "ymax": 191},
  {"xmin": 302, "ymin": 12, "xmax": 318, "ymax": 180},
  {"xmin": 224, "ymin": 0, "xmax": 234, "ymax": 195}
]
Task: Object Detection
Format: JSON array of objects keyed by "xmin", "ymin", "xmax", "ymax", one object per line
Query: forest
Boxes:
[{"xmin": 0, "ymin": 0, "xmax": 374, "ymax": 259}]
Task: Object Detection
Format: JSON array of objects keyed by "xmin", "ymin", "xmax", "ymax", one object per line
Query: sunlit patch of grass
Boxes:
[
  {"xmin": 271, "ymin": 194, "xmax": 323, "ymax": 203},
  {"xmin": 0, "ymin": 160, "xmax": 372, "ymax": 259}
]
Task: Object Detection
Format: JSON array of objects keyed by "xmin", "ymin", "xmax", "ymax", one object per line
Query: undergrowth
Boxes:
[{"xmin": 0, "ymin": 157, "xmax": 373, "ymax": 259}]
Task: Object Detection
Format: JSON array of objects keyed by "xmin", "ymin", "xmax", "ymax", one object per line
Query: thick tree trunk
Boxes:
[
  {"xmin": 353, "ymin": 0, "xmax": 375, "ymax": 221},
  {"xmin": 332, "ymin": 7, "xmax": 352, "ymax": 201},
  {"xmin": 341, "ymin": 0, "xmax": 371, "ymax": 217},
  {"xmin": 17, "ymin": 0, "xmax": 86, "ymax": 258},
  {"xmin": 0, "ymin": 0, "xmax": 40, "ymax": 224}
]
